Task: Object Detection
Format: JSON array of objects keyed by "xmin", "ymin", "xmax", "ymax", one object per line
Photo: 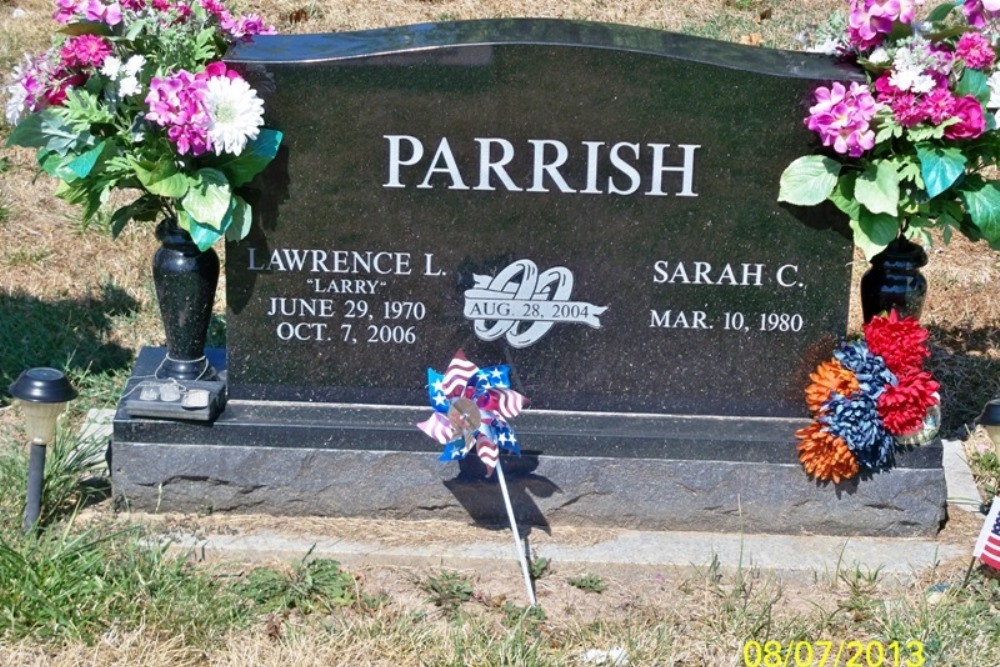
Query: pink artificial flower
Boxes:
[
  {"xmin": 198, "ymin": 0, "xmax": 229, "ymax": 20},
  {"xmin": 963, "ymin": 0, "xmax": 1000, "ymax": 28},
  {"xmin": 805, "ymin": 81, "xmax": 879, "ymax": 158},
  {"xmin": 44, "ymin": 71, "xmax": 86, "ymax": 106},
  {"xmin": 944, "ymin": 95, "xmax": 986, "ymax": 139},
  {"xmin": 53, "ymin": 0, "xmax": 86, "ymax": 23},
  {"xmin": 847, "ymin": 0, "xmax": 922, "ymax": 51},
  {"xmin": 145, "ymin": 70, "xmax": 211, "ymax": 155},
  {"xmin": 85, "ymin": 0, "xmax": 122, "ymax": 26},
  {"xmin": 224, "ymin": 13, "xmax": 277, "ymax": 41},
  {"xmin": 956, "ymin": 32, "xmax": 996, "ymax": 70},
  {"xmin": 873, "ymin": 74, "xmax": 927, "ymax": 126},
  {"xmin": 198, "ymin": 60, "xmax": 240, "ymax": 81},
  {"xmin": 918, "ymin": 87, "xmax": 957, "ymax": 125},
  {"xmin": 59, "ymin": 34, "xmax": 113, "ymax": 70},
  {"xmin": 5, "ymin": 53, "xmax": 56, "ymax": 125},
  {"xmin": 168, "ymin": 0, "xmax": 192, "ymax": 21}
]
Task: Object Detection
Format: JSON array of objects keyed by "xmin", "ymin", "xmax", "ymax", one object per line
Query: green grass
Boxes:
[
  {"xmin": 236, "ymin": 554, "xmax": 358, "ymax": 614},
  {"xmin": 0, "ymin": 524, "xmax": 248, "ymax": 644},
  {"xmin": 0, "ymin": 428, "xmax": 108, "ymax": 532},
  {"xmin": 418, "ymin": 570, "xmax": 474, "ymax": 614},
  {"xmin": 566, "ymin": 573, "xmax": 607, "ymax": 594}
]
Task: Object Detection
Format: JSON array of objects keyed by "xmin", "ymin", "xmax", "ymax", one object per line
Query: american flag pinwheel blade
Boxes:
[
  {"xmin": 492, "ymin": 388, "xmax": 528, "ymax": 419},
  {"xmin": 441, "ymin": 350, "xmax": 479, "ymax": 397},
  {"xmin": 417, "ymin": 412, "xmax": 454, "ymax": 444},
  {"xmin": 427, "ymin": 369, "xmax": 449, "ymax": 413},
  {"xmin": 476, "ymin": 433, "xmax": 499, "ymax": 477},
  {"xmin": 438, "ymin": 440, "xmax": 465, "ymax": 462}
]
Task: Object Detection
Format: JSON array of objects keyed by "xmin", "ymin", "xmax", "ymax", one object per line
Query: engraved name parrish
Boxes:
[{"xmin": 384, "ymin": 135, "xmax": 700, "ymax": 196}]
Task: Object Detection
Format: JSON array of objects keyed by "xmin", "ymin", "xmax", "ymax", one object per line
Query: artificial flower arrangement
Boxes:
[
  {"xmin": 4, "ymin": 0, "xmax": 281, "ymax": 251},
  {"xmin": 797, "ymin": 309, "xmax": 940, "ymax": 482},
  {"xmin": 779, "ymin": 0, "xmax": 1000, "ymax": 260}
]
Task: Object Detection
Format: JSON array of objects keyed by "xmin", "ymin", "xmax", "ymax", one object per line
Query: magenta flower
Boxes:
[
  {"xmin": 917, "ymin": 87, "xmax": 957, "ymax": 125},
  {"xmin": 224, "ymin": 13, "xmax": 277, "ymax": 41},
  {"xmin": 805, "ymin": 82, "xmax": 879, "ymax": 158},
  {"xmin": 847, "ymin": 0, "xmax": 921, "ymax": 51},
  {"xmin": 85, "ymin": 0, "xmax": 122, "ymax": 26},
  {"xmin": 5, "ymin": 53, "xmax": 57, "ymax": 125},
  {"xmin": 944, "ymin": 96, "xmax": 987, "ymax": 139},
  {"xmin": 876, "ymin": 78, "xmax": 927, "ymax": 127},
  {"xmin": 963, "ymin": 0, "xmax": 1000, "ymax": 28},
  {"xmin": 956, "ymin": 32, "xmax": 996, "ymax": 70},
  {"xmin": 59, "ymin": 34, "xmax": 113, "ymax": 70},
  {"xmin": 53, "ymin": 0, "xmax": 86, "ymax": 23},
  {"xmin": 145, "ymin": 70, "xmax": 211, "ymax": 155},
  {"xmin": 199, "ymin": 0, "xmax": 229, "ymax": 21}
]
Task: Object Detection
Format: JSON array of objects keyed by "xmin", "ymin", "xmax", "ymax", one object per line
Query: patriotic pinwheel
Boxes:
[
  {"xmin": 416, "ymin": 350, "xmax": 536, "ymax": 606},
  {"xmin": 417, "ymin": 350, "xmax": 528, "ymax": 477}
]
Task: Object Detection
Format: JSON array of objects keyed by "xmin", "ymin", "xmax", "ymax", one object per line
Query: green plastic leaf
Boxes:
[
  {"xmin": 181, "ymin": 211, "xmax": 225, "ymax": 251},
  {"xmin": 67, "ymin": 140, "xmax": 107, "ymax": 179},
  {"xmin": 131, "ymin": 159, "xmax": 190, "ymax": 198},
  {"xmin": 926, "ymin": 1, "xmax": 956, "ymax": 22},
  {"xmin": 59, "ymin": 20, "xmax": 111, "ymax": 36},
  {"xmin": 916, "ymin": 143, "xmax": 966, "ymax": 199},
  {"xmin": 182, "ymin": 168, "xmax": 231, "ymax": 228},
  {"xmin": 6, "ymin": 110, "xmax": 84, "ymax": 156},
  {"xmin": 778, "ymin": 155, "xmax": 840, "ymax": 206},
  {"xmin": 849, "ymin": 219, "xmax": 891, "ymax": 261},
  {"xmin": 828, "ymin": 172, "xmax": 860, "ymax": 219},
  {"xmin": 5, "ymin": 113, "xmax": 48, "ymax": 148},
  {"xmin": 206, "ymin": 129, "xmax": 283, "ymax": 187},
  {"xmin": 957, "ymin": 69, "xmax": 990, "ymax": 103},
  {"xmin": 38, "ymin": 150, "xmax": 78, "ymax": 181},
  {"xmin": 960, "ymin": 181, "xmax": 1000, "ymax": 244},
  {"xmin": 858, "ymin": 209, "xmax": 901, "ymax": 245},
  {"xmin": 854, "ymin": 162, "xmax": 900, "ymax": 216},
  {"xmin": 224, "ymin": 196, "xmax": 252, "ymax": 242},
  {"xmin": 110, "ymin": 196, "xmax": 160, "ymax": 238}
]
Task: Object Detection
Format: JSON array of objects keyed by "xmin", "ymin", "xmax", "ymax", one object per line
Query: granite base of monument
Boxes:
[{"xmin": 111, "ymin": 348, "xmax": 947, "ymax": 537}]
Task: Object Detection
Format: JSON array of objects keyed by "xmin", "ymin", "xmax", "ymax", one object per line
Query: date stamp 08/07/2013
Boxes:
[{"xmin": 742, "ymin": 640, "xmax": 926, "ymax": 667}]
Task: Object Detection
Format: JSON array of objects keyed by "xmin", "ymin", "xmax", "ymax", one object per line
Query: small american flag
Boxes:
[{"xmin": 974, "ymin": 497, "xmax": 1000, "ymax": 571}]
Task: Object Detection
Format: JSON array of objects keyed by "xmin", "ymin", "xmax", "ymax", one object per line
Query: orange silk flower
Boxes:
[
  {"xmin": 805, "ymin": 359, "xmax": 860, "ymax": 413},
  {"xmin": 795, "ymin": 422, "xmax": 860, "ymax": 483}
]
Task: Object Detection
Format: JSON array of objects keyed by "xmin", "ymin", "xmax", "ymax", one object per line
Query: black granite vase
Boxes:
[
  {"xmin": 860, "ymin": 236, "xmax": 928, "ymax": 322},
  {"xmin": 152, "ymin": 219, "xmax": 219, "ymax": 380}
]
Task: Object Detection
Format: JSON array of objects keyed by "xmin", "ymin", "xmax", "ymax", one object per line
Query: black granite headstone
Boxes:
[
  {"xmin": 224, "ymin": 20, "xmax": 856, "ymax": 417},
  {"xmin": 112, "ymin": 21, "xmax": 948, "ymax": 536}
]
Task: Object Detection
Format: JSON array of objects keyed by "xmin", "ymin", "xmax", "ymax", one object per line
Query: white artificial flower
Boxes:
[
  {"xmin": 808, "ymin": 37, "xmax": 841, "ymax": 55},
  {"xmin": 123, "ymin": 54, "xmax": 145, "ymax": 77},
  {"xmin": 101, "ymin": 55, "xmax": 122, "ymax": 79},
  {"xmin": 119, "ymin": 75, "xmax": 141, "ymax": 97},
  {"xmin": 203, "ymin": 75, "xmax": 264, "ymax": 155},
  {"xmin": 909, "ymin": 73, "xmax": 937, "ymax": 94},
  {"xmin": 868, "ymin": 47, "xmax": 891, "ymax": 65},
  {"xmin": 4, "ymin": 82, "xmax": 28, "ymax": 126},
  {"xmin": 988, "ymin": 70, "xmax": 1000, "ymax": 109}
]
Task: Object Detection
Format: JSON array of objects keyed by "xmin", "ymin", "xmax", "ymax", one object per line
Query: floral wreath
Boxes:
[{"xmin": 797, "ymin": 309, "xmax": 940, "ymax": 482}]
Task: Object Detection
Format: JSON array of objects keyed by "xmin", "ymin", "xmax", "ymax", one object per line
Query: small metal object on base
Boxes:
[{"xmin": 124, "ymin": 378, "xmax": 227, "ymax": 422}]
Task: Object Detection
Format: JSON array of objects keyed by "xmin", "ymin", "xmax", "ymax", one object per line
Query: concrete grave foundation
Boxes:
[{"xmin": 113, "ymin": 350, "xmax": 946, "ymax": 537}]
